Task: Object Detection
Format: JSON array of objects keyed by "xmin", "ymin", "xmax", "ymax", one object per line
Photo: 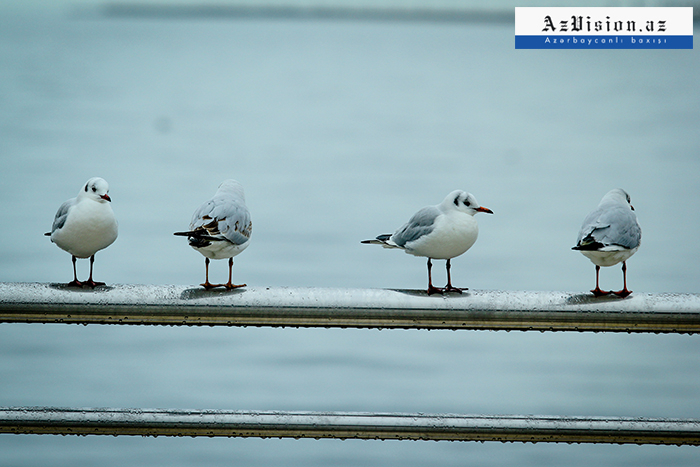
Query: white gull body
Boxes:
[
  {"xmin": 174, "ymin": 179, "xmax": 252, "ymax": 289},
  {"xmin": 363, "ymin": 190, "xmax": 492, "ymax": 294},
  {"xmin": 573, "ymin": 188, "xmax": 641, "ymax": 297},
  {"xmin": 47, "ymin": 177, "xmax": 118, "ymax": 286}
]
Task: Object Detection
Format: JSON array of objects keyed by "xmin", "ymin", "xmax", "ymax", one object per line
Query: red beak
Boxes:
[
  {"xmin": 476, "ymin": 206, "xmax": 493, "ymax": 214},
  {"xmin": 101, "ymin": 194, "xmax": 111, "ymax": 202}
]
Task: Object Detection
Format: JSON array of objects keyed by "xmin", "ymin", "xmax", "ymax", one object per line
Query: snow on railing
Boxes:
[{"xmin": 1, "ymin": 283, "xmax": 699, "ymax": 333}]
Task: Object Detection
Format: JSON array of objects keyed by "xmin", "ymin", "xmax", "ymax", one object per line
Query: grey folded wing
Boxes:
[
  {"xmin": 48, "ymin": 198, "xmax": 75, "ymax": 235},
  {"xmin": 390, "ymin": 206, "xmax": 439, "ymax": 248},
  {"xmin": 576, "ymin": 205, "xmax": 641, "ymax": 249},
  {"xmin": 190, "ymin": 197, "xmax": 252, "ymax": 246}
]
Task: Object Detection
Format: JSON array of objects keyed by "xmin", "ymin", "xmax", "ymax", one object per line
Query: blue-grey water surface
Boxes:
[{"xmin": 1, "ymin": 6, "xmax": 699, "ymax": 466}]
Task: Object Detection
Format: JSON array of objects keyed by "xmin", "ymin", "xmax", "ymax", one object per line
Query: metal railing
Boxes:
[
  {"xmin": 1, "ymin": 283, "xmax": 699, "ymax": 333},
  {"xmin": 1, "ymin": 282, "xmax": 699, "ymax": 446},
  {"xmin": 2, "ymin": 408, "xmax": 699, "ymax": 445}
]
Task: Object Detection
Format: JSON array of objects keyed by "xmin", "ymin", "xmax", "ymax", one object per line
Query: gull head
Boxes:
[
  {"xmin": 443, "ymin": 190, "xmax": 493, "ymax": 216},
  {"xmin": 216, "ymin": 179, "xmax": 246, "ymax": 202},
  {"xmin": 80, "ymin": 177, "xmax": 111, "ymax": 203},
  {"xmin": 601, "ymin": 188, "xmax": 634, "ymax": 211}
]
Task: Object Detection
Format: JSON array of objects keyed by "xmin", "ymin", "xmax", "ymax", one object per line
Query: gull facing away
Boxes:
[
  {"xmin": 362, "ymin": 190, "xmax": 493, "ymax": 295},
  {"xmin": 572, "ymin": 188, "xmax": 641, "ymax": 298},
  {"xmin": 45, "ymin": 177, "xmax": 118, "ymax": 287},
  {"xmin": 174, "ymin": 179, "xmax": 252, "ymax": 290}
]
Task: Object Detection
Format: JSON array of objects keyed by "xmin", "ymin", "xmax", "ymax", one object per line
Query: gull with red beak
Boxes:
[
  {"xmin": 362, "ymin": 190, "xmax": 493, "ymax": 295},
  {"xmin": 572, "ymin": 188, "xmax": 641, "ymax": 298},
  {"xmin": 46, "ymin": 177, "xmax": 118, "ymax": 287}
]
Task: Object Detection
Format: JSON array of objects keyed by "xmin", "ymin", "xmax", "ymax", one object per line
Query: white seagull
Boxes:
[
  {"xmin": 362, "ymin": 190, "xmax": 492, "ymax": 295},
  {"xmin": 572, "ymin": 188, "xmax": 641, "ymax": 297},
  {"xmin": 174, "ymin": 179, "xmax": 252, "ymax": 290},
  {"xmin": 45, "ymin": 177, "xmax": 118, "ymax": 287}
]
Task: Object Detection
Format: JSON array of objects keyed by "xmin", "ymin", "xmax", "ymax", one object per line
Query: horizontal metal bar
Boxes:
[
  {"xmin": 2, "ymin": 407, "xmax": 698, "ymax": 445},
  {"xmin": 1, "ymin": 283, "xmax": 699, "ymax": 333},
  {"xmin": 100, "ymin": 4, "xmax": 514, "ymax": 23}
]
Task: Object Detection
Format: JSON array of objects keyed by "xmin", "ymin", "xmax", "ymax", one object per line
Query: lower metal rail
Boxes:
[{"xmin": 1, "ymin": 408, "xmax": 698, "ymax": 445}]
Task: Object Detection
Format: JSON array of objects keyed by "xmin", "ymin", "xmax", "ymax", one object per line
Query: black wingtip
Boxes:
[{"xmin": 572, "ymin": 242, "xmax": 604, "ymax": 251}]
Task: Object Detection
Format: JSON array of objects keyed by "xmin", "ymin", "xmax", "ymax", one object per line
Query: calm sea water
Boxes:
[{"xmin": 1, "ymin": 7, "xmax": 699, "ymax": 466}]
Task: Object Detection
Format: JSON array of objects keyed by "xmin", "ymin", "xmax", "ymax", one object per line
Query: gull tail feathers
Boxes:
[
  {"xmin": 572, "ymin": 235, "xmax": 604, "ymax": 251},
  {"xmin": 361, "ymin": 234, "xmax": 402, "ymax": 249},
  {"xmin": 174, "ymin": 230, "xmax": 224, "ymax": 249},
  {"xmin": 173, "ymin": 230, "xmax": 218, "ymax": 238},
  {"xmin": 174, "ymin": 230, "xmax": 223, "ymax": 241}
]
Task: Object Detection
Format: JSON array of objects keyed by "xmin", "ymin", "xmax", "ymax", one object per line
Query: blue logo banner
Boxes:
[{"xmin": 515, "ymin": 35, "xmax": 693, "ymax": 49}]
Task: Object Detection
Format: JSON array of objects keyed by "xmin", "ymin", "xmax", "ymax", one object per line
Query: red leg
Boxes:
[
  {"xmin": 427, "ymin": 258, "xmax": 443, "ymax": 295},
  {"xmin": 443, "ymin": 258, "xmax": 465, "ymax": 294},
  {"xmin": 591, "ymin": 265, "xmax": 611, "ymax": 297},
  {"xmin": 67, "ymin": 255, "xmax": 83, "ymax": 287},
  {"xmin": 84, "ymin": 255, "xmax": 105, "ymax": 288},
  {"xmin": 613, "ymin": 261, "xmax": 632, "ymax": 298},
  {"xmin": 224, "ymin": 257, "xmax": 246, "ymax": 290},
  {"xmin": 201, "ymin": 257, "xmax": 221, "ymax": 289}
]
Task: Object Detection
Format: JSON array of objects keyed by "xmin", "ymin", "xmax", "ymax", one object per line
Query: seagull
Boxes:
[
  {"xmin": 362, "ymin": 190, "xmax": 492, "ymax": 295},
  {"xmin": 45, "ymin": 177, "xmax": 118, "ymax": 287},
  {"xmin": 572, "ymin": 188, "xmax": 641, "ymax": 298},
  {"xmin": 174, "ymin": 179, "xmax": 252, "ymax": 290}
]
